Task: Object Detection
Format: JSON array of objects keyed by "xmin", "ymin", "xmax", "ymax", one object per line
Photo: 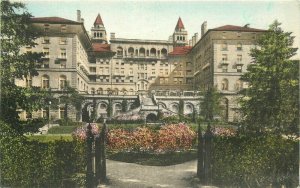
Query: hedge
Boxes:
[
  {"xmin": 212, "ymin": 135, "xmax": 298, "ymax": 187},
  {"xmin": 0, "ymin": 121, "xmax": 86, "ymax": 187}
]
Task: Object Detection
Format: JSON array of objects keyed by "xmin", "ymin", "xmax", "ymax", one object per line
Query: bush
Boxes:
[
  {"xmin": 0, "ymin": 121, "xmax": 86, "ymax": 187},
  {"xmin": 106, "ymin": 119, "xmax": 145, "ymax": 125},
  {"xmin": 48, "ymin": 126, "xmax": 78, "ymax": 134},
  {"xmin": 212, "ymin": 135, "xmax": 298, "ymax": 187},
  {"xmin": 54, "ymin": 118, "xmax": 83, "ymax": 127}
]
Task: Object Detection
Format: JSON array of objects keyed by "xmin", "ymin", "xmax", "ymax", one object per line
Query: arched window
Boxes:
[
  {"xmin": 129, "ymin": 89, "xmax": 134, "ymax": 95},
  {"xmin": 94, "ymin": 32, "xmax": 96, "ymax": 38},
  {"xmin": 161, "ymin": 48, "xmax": 167, "ymax": 57},
  {"xmin": 90, "ymin": 88, "xmax": 95, "ymax": 94},
  {"xmin": 221, "ymin": 79, "xmax": 229, "ymax": 91},
  {"xmin": 100, "ymin": 33, "xmax": 103, "ymax": 37},
  {"xmin": 185, "ymin": 104, "xmax": 193, "ymax": 114},
  {"xmin": 235, "ymin": 80, "xmax": 243, "ymax": 91},
  {"xmin": 121, "ymin": 88, "xmax": 127, "ymax": 95},
  {"xmin": 114, "ymin": 103, "xmax": 122, "ymax": 115},
  {"xmin": 114, "ymin": 88, "xmax": 119, "ymax": 95},
  {"xmin": 117, "ymin": 47, "xmax": 123, "ymax": 57},
  {"xmin": 150, "ymin": 48, "xmax": 156, "ymax": 57},
  {"xmin": 42, "ymin": 75, "xmax": 49, "ymax": 89},
  {"xmin": 97, "ymin": 88, "xmax": 103, "ymax": 94},
  {"xmin": 128, "ymin": 47, "xmax": 134, "ymax": 56},
  {"xmin": 59, "ymin": 75, "xmax": 67, "ymax": 90},
  {"xmin": 99, "ymin": 103, "xmax": 107, "ymax": 110},
  {"xmin": 222, "ymin": 42, "xmax": 228, "ymax": 51},
  {"xmin": 96, "ymin": 32, "xmax": 99, "ymax": 37},
  {"xmin": 139, "ymin": 48, "xmax": 145, "ymax": 57},
  {"xmin": 171, "ymin": 103, "xmax": 179, "ymax": 113}
]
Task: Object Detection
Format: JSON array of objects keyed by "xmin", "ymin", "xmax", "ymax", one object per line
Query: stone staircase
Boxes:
[{"xmin": 140, "ymin": 94, "xmax": 159, "ymax": 111}]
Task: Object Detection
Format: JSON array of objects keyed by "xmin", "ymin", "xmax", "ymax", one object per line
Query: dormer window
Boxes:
[
  {"xmin": 237, "ymin": 43, "xmax": 242, "ymax": 51},
  {"xmin": 61, "ymin": 25, "xmax": 67, "ymax": 32},
  {"xmin": 221, "ymin": 42, "xmax": 228, "ymax": 51},
  {"xmin": 44, "ymin": 24, "xmax": 50, "ymax": 32},
  {"xmin": 60, "ymin": 37, "xmax": 67, "ymax": 45}
]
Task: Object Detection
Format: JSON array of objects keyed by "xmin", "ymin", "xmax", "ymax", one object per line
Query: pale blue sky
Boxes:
[{"xmin": 21, "ymin": 0, "xmax": 300, "ymax": 58}]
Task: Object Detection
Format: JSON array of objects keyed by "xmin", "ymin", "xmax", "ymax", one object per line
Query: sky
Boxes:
[{"xmin": 20, "ymin": 0, "xmax": 300, "ymax": 58}]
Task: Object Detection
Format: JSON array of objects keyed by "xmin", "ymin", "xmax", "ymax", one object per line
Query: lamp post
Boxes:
[{"xmin": 48, "ymin": 101, "xmax": 51, "ymax": 129}]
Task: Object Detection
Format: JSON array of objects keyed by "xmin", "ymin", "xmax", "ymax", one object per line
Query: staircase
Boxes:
[{"xmin": 140, "ymin": 94, "xmax": 159, "ymax": 111}]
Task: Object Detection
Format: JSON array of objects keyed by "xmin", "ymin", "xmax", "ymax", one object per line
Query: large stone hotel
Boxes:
[{"xmin": 17, "ymin": 10, "xmax": 265, "ymax": 122}]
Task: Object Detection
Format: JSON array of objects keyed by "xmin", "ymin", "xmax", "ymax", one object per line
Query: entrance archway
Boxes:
[{"xmin": 146, "ymin": 113, "xmax": 157, "ymax": 122}]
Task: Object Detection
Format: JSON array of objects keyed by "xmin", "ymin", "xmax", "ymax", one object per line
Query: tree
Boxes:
[
  {"xmin": 240, "ymin": 20, "xmax": 298, "ymax": 135},
  {"xmin": 0, "ymin": 1, "xmax": 47, "ymax": 132},
  {"xmin": 121, "ymin": 99, "xmax": 128, "ymax": 112},
  {"xmin": 200, "ymin": 87, "xmax": 222, "ymax": 122},
  {"xmin": 59, "ymin": 82, "xmax": 84, "ymax": 121}
]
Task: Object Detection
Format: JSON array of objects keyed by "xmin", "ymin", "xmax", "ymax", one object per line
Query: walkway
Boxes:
[{"xmin": 99, "ymin": 159, "xmax": 203, "ymax": 188}]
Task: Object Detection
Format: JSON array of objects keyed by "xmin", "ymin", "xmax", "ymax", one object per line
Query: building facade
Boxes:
[{"xmin": 17, "ymin": 11, "xmax": 265, "ymax": 122}]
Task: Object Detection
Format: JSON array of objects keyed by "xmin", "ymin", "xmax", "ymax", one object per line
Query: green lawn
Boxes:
[
  {"xmin": 47, "ymin": 126, "xmax": 78, "ymax": 134},
  {"xmin": 26, "ymin": 134, "xmax": 73, "ymax": 142}
]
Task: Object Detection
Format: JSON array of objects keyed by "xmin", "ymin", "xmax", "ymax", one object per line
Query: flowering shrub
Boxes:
[
  {"xmin": 72, "ymin": 123, "xmax": 100, "ymax": 140},
  {"xmin": 107, "ymin": 123, "xmax": 196, "ymax": 153},
  {"xmin": 212, "ymin": 127, "xmax": 236, "ymax": 137},
  {"xmin": 156, "ymin": 123, "xmax": 196, "ymax": 152}
]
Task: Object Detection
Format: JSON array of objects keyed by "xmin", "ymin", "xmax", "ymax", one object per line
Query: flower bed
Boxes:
[{"xmin": 107, "ymin": 123, "xmax": 196, "ymax": 153}]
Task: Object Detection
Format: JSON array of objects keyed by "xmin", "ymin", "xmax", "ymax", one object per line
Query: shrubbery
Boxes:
[
  {"xmin": 48, "ymin": 126, "xmax": 78, "ymax": 134},
  {"xmin": 0, "ymin": 121, "xmax": 86, "ymax": 187},
  {"xmin": 212, "ymin": 135, "xmax": 298, "ymax": 187},
  {"xmin": 107, "ymin": 123, "xmax": 196, "ymax": 153}
]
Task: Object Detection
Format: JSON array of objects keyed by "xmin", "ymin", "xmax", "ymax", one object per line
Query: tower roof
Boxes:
[
  {"xmin": 175, "ymin": 17, "xmax": 185, "ymax": 30},
  {"xmin": 94, "ymin": 14, "xmax": 104, "ymax": 26}
]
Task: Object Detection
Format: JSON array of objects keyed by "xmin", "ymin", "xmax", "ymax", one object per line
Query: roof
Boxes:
[
  {"xmin": 94, "ymin": 14, "xmax": 104, "ymax": 26},
  {"xmin": 169, "ymin": 46, "xmax": 192, "ymax": 56},
  {"xmin": 212, "ymin": 25, "xmax": 266, "ymax": 32},
  {"xmin": 30, "ymin": 17, "xmax": 79, "ymax": 24},
  {"xmin": 175, "ymin": 17, "xmax": 185, "ymax": 30},
  {"xmin": 92, "ymin": 43, "xmax": 112, "ymax": 53}
]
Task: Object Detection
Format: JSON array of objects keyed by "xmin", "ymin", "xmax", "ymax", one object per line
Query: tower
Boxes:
[
  {"xmin": 91, "ymin": 14, "xmax": 107, "ymax": 43},
  {"xmin": 173, "ymin": 17, "xmax": 188, "ymax": 46}
]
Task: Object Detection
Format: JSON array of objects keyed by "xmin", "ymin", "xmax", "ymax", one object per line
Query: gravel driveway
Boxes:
[{"xmin": 98, "ymin": 159, "xmax": 201, "ymax": 188}]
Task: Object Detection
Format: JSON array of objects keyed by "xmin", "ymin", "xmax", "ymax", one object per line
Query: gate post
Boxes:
[
  {"xmin": 86, "ymin": 123, "xmax": 94, "ymax": 188},
  {"xmin": 100, "ymin": 122, "xmax": 107, "ymax": 182},
  {"xmin": 203, "ymin": 123, "xmax": 213, "ymax": 185},
  {"xmin": 197, "ymin": 122, "xmax": 204, "ymax": 181},
  {"xmin": 95, "ymin": 135, "xmax": 101, "ymax": 185}
]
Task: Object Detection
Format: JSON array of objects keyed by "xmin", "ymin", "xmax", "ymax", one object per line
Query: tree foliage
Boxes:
[
  {"xmin": 0, "ymin": 1, "xmax": 48, "ymax": 132},
  {"xmin": 240, "ymin": 20, "xmax": 299, "ymax": 135},
  {"xmin": 200, "ymin": 87, "xmax": 222, "ymax": 122},
  {"xmin": 59, "ymin": 82, "xmax": 84, "ymax": 121}
]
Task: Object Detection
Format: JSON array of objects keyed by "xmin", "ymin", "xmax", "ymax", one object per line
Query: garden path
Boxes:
[{"xmin": 98, "ymin": 159, "xmax": 203, "ymax": 188}]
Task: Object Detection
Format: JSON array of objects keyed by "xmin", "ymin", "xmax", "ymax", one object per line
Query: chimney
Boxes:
[
  {"xmin": 77, "ymin": 10, "xmax": 81, "ymax": 22},
  {"xmin": 195, "ymin": 33, "xmax": 199, "ymax": 42},
  {"xmin": 110, "ymin": 32, "xmax": 115, "ymax": 40},
  {"xmin": 189, "ymin": 40, "xmax": 192, "ymax": 46},
  {"xmin": 201, "ymin": 21, "xmax": 207, "ymax": 37},
  {"xmin": 192, "ymin": 36, "xmax": 195, "ymax": 46}
]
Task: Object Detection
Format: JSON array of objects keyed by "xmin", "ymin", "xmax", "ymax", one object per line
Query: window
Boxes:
[
  {"xmin": 61, "ymin": 25, "xmax": 67, "ymax": 32},
  {"xmin": 59, "ymin": 106, "xmax": 65, "ymax": 119},
  {"xmin": 222, "ymin": 54, "xmax": 228, "ymax": 61},
  {"xmin": 237, "ymin": 65, "xmax": 243, "ymax": 73},
  {"xmin": 97, "ymin": 88, "xmax": 103, "ymax": 94},
  {"xmin": 90, "ymin": 67, "xmax": 96, "ymax": 73},
  {"xmin": 43, "ymin": 48, "xmax": 50, "ymax": 58},
  {"xmin": 150, "ymin": 48, "xmax": 156, "ymax": 57},
  {"xmin": 43, "ymin": 37, "xmax": 50, "ymax": 44},
  {"xmin": 237, "ymin": 43, "xmax": 242, "ymax": 51},
  {"xmin": 42, "ymin": 75, "xmax": 49, "ymax": 89},
  {"xmin": 161, "ymin": 48, "xmax": 167, "ymax": 58},
  {"xmin": 221, "ymin": 42, "xmax": 228, "ymax": 51},
  {"xmin": 60, "ymin": 49, "xmax": 66, "ymax": 59},
  {"xmin": 128, "ymin": 47, "xmax": 134, "ymax": 56},
  {"xmin": 26, "ymin": 75, "xmax": 32, "ymax": 87},
  {"xmin": 59, "ymin": 75, "xmax": 67, "ymax": 90},
  {"xmin": 44, "ymin": 24, "xmax": 50, "ymax": 32},
  {"xmin": 235, "ymin": 80, "xmax": 243, "ymax": 91},
  {"xmin": 237, "ymin": 55, "xmax": 242, "ymax": 62},
  {"xmin": 139, "ymin": 48, "xmax": 145, "ymax": 57},
  {"xmin": 221, "ymin": 79, "xmax": 229, "ymax": 91},
  {"xmin": 60, "ymin": 37, "xmax": 67, "ymax": 45},
  {"xmin": 222, "ymin": 65, "xmax": 228, "ymax": 72},
  {"xmin": 117, "ymin": 47, "xmax": 123, "ymax": 57}
]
